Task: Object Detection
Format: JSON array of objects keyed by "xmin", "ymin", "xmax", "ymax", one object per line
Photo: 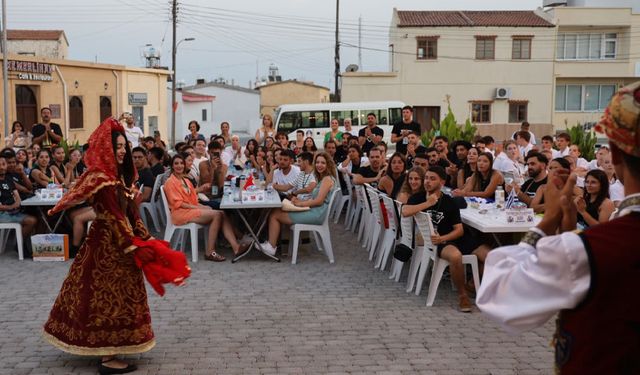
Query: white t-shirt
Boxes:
[
  {"xmin": 511, "ymin": 130, "xmax": 537, "ymax": 145},
  {"xmin": 273, "ymin": 165, "xmax": 300, "ymax": 194},
  {"xmin": 609, "ymin": 178, "xmax": 625, "ymax": 204},
  {"xmin": 587, "ymin": 159, "xmax": 601, "ymax": 171},
  {"xmin": 493, "ymin": 153, "xmax": 526, "ymax": 185},
  {"xmin": 576, "ymin": 157, "xmax": 589, "ymax": 170},
  {"xmin": 222, "ymin": 146, "xmax": 246, "ymax": 168},
  {"xmin": 125, "ymin": 126, "xmax": 144, "ymax": 148},
  {"xmin": 556, "ymin": 147, "xmax": 570, "ymax": 157}
]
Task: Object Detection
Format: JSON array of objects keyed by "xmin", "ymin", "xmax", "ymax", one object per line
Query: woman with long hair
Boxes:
[
  {"xmin": 44, "ymin": 119, "xmax": 190, "ymax": 374},
  {"xmin": 575, "ymin": 169, "xmax": 615, "ymax": 227},
  {"xmin": 453, "ymin": 152, "xmax": 504, "ymax": 199},
  {"xmin": 219, "ymin": 121, "xmax": 232, "ymax": 146},
  {"xmin": 29, "ymin": 149, "xmax": 57, "ymax": 188},
  {"xmin": 255, "ymin": 114, "xmax": 276, "ymax": 144},
  {"xmin": 397, "ymin": 166, "xmax": 426, "ymax": 204},
  {"xmin": 260, "ymin": 152, "xmax": 337, "ymax": 255},
  {"xmin": 302, "ymin": 137, "xmax": 318, "ymax": 153},
  {"xmin": 16, "ymin": 149, "xmax": 30, "ymax": 174},
  {"xmin": 493, "ymin": 140, "xmax": 526, "ymax": 185},
  {"xmin": 457, "ymin": 146, "xmax": 479, "ymax": 190},
  {"xmin": 324, "ymin": 118, "xmax": 344, "ymax": 145},
  {"xmin": 5, "ymin": 120, "xmax": 31, "ymax": 150},
  {"xmin": 164, "ymin": 154, "xmax": 250, "ymax": 262},
  {"xmin": 601, "ymin": 153, "xmax": 625, "ymax": 206},
  {"xmin": 244, "ymin": 139, "xmax": 260, "ymax": 168},
  {"xmin": 379, "ymin": 152, "xmax": 407, "ymax": 199}
]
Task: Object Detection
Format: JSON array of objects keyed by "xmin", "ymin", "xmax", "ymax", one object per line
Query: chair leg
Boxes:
[
  {"xmin": 190, "ymin": 229, "xmax": 198, "ymax": 262},
  {"xmin": 406, "ymin": 247, "xmax": 424, "ymax": 293},
  {"xmin": 389, "ymin": 259, "xmax": 403, "ymax": 281},
  {"xmin": 368, "ymin": 225, "xmax": 380, "ymax": 261},
  {"xmin": 312, "ymin": 231, "xmax": 323, "ymax": 252},
  {"xmin": 0, "ymin": 230, "xmax": 7, "ymax": 253},
  {"xmin": 426, "ymin": 259, "xmax": 449, "ymax": 306},
  {"xmin": 414, "ymin": 252, "xmax": 433, "ymax": 296},
  {"xmin": 15, "ymin": 227, "xmax": 23, "ymax": 260},
  {"xmin": 291, "ymin": 228, "xmax": 300, "ymax": 264},
  {"xmin": 319, "ymin": 229, "xmax": 334, "ymax": 263},
  {"xmin": 376, "ymin": 231, "xmax": 394, "ymax": 271}
]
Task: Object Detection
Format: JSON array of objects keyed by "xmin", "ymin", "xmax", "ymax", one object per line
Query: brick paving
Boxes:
[{"xmin": 0, "ymin": 224, "xmax": 554, "ymax": 374}]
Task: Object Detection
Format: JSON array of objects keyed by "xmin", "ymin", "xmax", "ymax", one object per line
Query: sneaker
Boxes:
[
  {"xmin": 458, "ymin": 295, "xmax": 473, "ymax": 313},
  {"xmin": 257, "ymin": 241, "xmax": 276, "ymax": 256},
  {"xmin": 239, "ymin": 234, "xmax": 253, "ymax": 246}
]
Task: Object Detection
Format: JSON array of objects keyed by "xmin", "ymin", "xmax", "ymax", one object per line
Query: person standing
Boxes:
[
  {"xmin": 31, "ymin": 107, "xmax": 63, "ymax": 149},
  {"xmin": 255, "ymin": 114, "xmax": 276, "ymax": 145},
  {"xmin": 184, "ymin": 120, "xmax": 205, "ymax": 144},
  {"xmin": 477, "ymin": 82, "xmax": 640, "ymax": 374},
  {"xmin": 43, "ymin": 118, "xmax": 190, "ymax": 374},
  {"xmin": 391, "ymin": 105, "xmax": 421, "ymax": 155},
  {"xmin": 122, "ymin": 112, "xmax": 144, "ymax": 148}
]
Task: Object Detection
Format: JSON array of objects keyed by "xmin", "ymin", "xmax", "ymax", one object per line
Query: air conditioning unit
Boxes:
[{"xmin": 495, "ymin": 87, "xmax": 511, "ymax": 100}]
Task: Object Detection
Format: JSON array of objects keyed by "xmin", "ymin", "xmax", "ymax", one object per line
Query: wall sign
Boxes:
[
  {"xmin": 17, "ymin": 73, "xmax": 52, "ymax": 81},
  {"xmin": 9, "ymin": 60, "xmax": 55, "ymax": 81},
  {"xmin": 128, "ymin": 93, "xmax": 148, "ymax": 105},
  {"xmin": 49, "ymin": 104, "xmax": 61, "ymax": 119}
]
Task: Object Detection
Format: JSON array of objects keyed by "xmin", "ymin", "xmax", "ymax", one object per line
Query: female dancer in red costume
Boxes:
[{"xmin": 43, "ymin": 118, "xmax": 190, "ymax": 374}]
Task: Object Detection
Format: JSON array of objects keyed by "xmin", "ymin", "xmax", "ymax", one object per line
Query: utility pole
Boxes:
[
  {"xmin": 1, "ymin": 0, "xmax": 8, "ymax": 139},
  {"xmin": 358, "ymin": 16, "xmax": 362, "ymax": 69},
  {"xmin": 170, "ymin": 0, "xmax": 178, "ymax": 148},
  {"xmin": 334, "ymin": 0, "xmax": 340, "ymax": 102}
]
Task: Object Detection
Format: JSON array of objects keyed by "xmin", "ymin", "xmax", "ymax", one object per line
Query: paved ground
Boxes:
[{"xmin": 0, "ymin": 223, "xmax": 554, "ymax": 374}]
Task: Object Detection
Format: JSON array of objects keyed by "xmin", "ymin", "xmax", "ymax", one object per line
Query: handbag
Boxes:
[{"xmin": 393, "ymin": 243, "xmax": 413, "ymax": 262}]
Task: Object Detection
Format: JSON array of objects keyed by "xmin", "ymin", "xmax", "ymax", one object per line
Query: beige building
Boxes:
[
  {"xmin": 548, "ymin": 4, "xmax": 640, "ymax": 129},
  {"xmin": 258, "ymin": 80, "xmax": 330, "ymax": 117},
  {"xmin": 7, "ymin": 30, "xmax": 69, "ymax": 59},
  {"xmin": 342, "ymin": 9, "xmax": 556, "ymax": 141},
  {"xmin": 1, "ymin": 54, "xmax": 169, "ymax": 144}
]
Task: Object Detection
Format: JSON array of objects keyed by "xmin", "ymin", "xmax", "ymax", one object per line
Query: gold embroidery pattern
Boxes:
[{"xmin": 44, "ymin": 185, "xmax": 155, "ymax": 354}]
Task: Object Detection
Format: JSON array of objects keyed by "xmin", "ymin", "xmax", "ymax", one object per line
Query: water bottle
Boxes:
[{"xmin": 495, "ymin": 186, "xmax": 505, "ymax": 210}]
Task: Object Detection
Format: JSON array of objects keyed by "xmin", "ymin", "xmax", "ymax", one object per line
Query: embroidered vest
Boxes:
[{"xmin": 555, "ymin": 212, "xmax": 640, "ymax": 374}]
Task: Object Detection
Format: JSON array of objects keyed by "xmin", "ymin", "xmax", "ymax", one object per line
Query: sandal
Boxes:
[
  {"xmin": 98, "ymin": 358, "xmax": 137, "ymax": 375},
  {"xmin": 234, "ymin": 242, "xmax": 251, "ymax": 257},
  {"xmin": 204, "ymin": 251, "xmax": 226, "ymax": 262}
]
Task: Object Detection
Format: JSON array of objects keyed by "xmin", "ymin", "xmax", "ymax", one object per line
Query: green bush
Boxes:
[
  {"xmin": 566, "ymin": 123, "xmax": 597, "ymax": 161},
  {"xmin": 59, "ymin": 137, "xmax": 81, "ymax": 161},
  {"xmin": 421, "ymin": 96, "xmax": 477, "ymax": 146}
]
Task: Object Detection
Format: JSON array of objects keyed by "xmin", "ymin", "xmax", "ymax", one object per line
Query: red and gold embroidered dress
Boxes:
[{"xmin": 43, "ymin": 118, "xmax": 187, "ymax": 356}]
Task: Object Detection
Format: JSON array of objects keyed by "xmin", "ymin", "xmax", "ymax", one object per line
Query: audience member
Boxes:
[
  {"xmin": 540, "ymin": 135, "xmax": 560, "ymax": 158},
  {"xmin": 396, "ymin": 166, "xmax": 426, "ymax": 204},
  {"xmin": 600, "ymin": 153, "xmax": 624, "ymax": 206},
  {"xmin": 343, "ymin": 117, "xmax": 358, "ymax": 136},
  {"xmin": 457, "ymin": 146, "xmax": 479, "ymax": 190},
  {"xmin": 31, "ymin": 107, "xmax": 63, "ymax": 149},
  {"xmin": 353, "ymin": 147, "xmax": 385, "ymax": 188},
  {"xmin": 122, "ymin": 112, "xmax": 144, "ymax": 148},
  {"xmin": 185, "ymin": 120, "xmax": 206, "ymax": 144},
  {"xmin": 49, "ymin": 145, "xmax": 67, "ymax": 184},
  {"xmin": 63, "ymin": 148, "xmax": 85, "ymax": 188},
  {"xmin": 302, "ymin": 137, "xmax": 318, "ymax": 153},
  {"xmin": 403, "ymin": 166, "xmax": 491, "ymax": 313},
  {"xmin": 260, "ymin": 152, "xmax": 337, "ymax": 256},
  {"xmin": 5, "ymin": 121, "xmax": 31, "ymax": 150},
  {"xmin": 515, "ymin": 131, "xmax": 533, "ymax": 159},
  {"xmin": 506, "ymin": 152, "xmax": 548, "ymax": 207},
  {"xmin": 222, "ymin": 135, "xmax": 247, "ymax": 169},
  {"xmin": 255, "ymin": 114, "xmax": 276, "ymax": 144},
  {"xmin": 29, "ymin": 150, "xmax": 57, "ymax": 188},
  {"xmin": 272, "ymin": 150, "xmax": 301, "ymax": 197},
  {"xmin": 555, "ymin": 132, "xmax": 571, "ymax": 156},
  {"xmin": 575, "ymin": 169, "xmax": 615, "ymax": 228},
  {"xmin": 148, "ymin": 147, "xmax": 165, "ymax": 178},
  {"xmin": 1, "ymin": 148, "xmax": 33, "ymax": 200},
  {"xmin": 587, "ymin": 146, "xmax": 609, "ymax": 171},
  {"xmin": 391, "ymin": 105, "xmax": 421, "ymax": 155},
  {"xmin": 493, "ymin": 140, "xmax": 525, "ymax": 185},
  {"xmin": 287, "ymin": 152, "xmax": 317, "ymax": 199},
  {"xmin": 358, "ymin": 112, "xmax": 384, "ymax": 156},
  {"xmin": 453, "ymin": 152, "xmax": 504, "ymax": 199},
  {"xmin": 324, "ymin": 118, "xmax": 344, "ymax": 145},
  {"xmin": 378, "ymin": 152, "xmax": 406, "ymax": 199},
  {"xmin": 219, "ymin": 121, "xmax": 232, "ymax": 146},
  {"xmin": 198, "ymin": 141, "xmax": 227, "ymax": 209},
  {"xmin": 511, "ymin": 121, "xmax": 537, "ymax": 145},
  {"xmin": 132, "ymin": 147, "xmax": 155, "ymax": 203},
  {"xmin": 0, "ymin": 154, "xmax": 36, "ymax": 251}
]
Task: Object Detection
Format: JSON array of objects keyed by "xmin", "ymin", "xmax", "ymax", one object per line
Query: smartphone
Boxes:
[{"xmin": 154, "ymin": 130, "xmax": 161, "ymax": 138}]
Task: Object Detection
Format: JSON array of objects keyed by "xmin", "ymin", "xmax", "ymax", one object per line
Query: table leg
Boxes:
[
  {"xmin": 232, "ymin": 208, "xmax": 280, "ymax": 263},
  {"xmin": 37, "ymin": 207, "xmax": 54, "ymax": 233},
  {"xmin": 492, "ymin": 233, "xmax": 503, "ymax": 247}
]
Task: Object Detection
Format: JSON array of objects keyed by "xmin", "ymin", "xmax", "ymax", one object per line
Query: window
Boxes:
[
  {"xmin": 557, "ymin": 33, "xmax": 617, "ymax": 60},
  {"xmin": 277, "ymin": 110, "xmax": 329, "ymax": 132},
  {"xmin": 359, "ymin": 109, "xmax": 389, "ymax": 125},
  {"xmin": 331, "ymin": 110, "xmax": 360, "ymax": 126},
  {"xmin": 475, "ymin": 37, "xmax": 495, "ymax": 60},
  {"xmin": 509, "ymin": 102, "xmax": 528, "ymax": 123},
  {"xmin": 202, "ymin": 109, "xmax": 207, "ymax": 122},
  {"xmin": 69, "ymin": 96, "xmax": 83, "ymax": 129},
  {"xmin": 512, "ymin": 38, "xmax": 532, "ymax": 60},
  {"xmin": 555, "ymin": 84, "xmax": 618, "ymax": 111},
  {"xmin": 417, "ymin": 37, "xmax": 438, "ymax": 60},
  {"xmin": 99, "ymin": 96, "xmax": 112, "ymax": 121},
  {"xmin": 471, "ymin": 102, "xmax": 491, "ymax": 123}
]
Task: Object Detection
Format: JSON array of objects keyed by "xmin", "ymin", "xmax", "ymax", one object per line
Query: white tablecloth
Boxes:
[{"xmin": 460, "ymin": 208, "xmax": 541, "ymax": 233}]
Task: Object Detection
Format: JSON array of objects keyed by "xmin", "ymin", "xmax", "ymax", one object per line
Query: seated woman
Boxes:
[
  {"xmin": 324, "ymin": 118, "xmax": 344, "ymax": 146},
  {"xmin": 396, "ymin": 166, "xmax": 426, "ymax": 204},
  {"xmin": 49, "ymin": 145, "xmax": 67, "ymax": 185},
  {"xmin": 244, "ymin": 139, "xmax": 259, "ymax": 169},
  {"xmin": 260, "ymin": 152, "xmax": 337, "ymax": 255},
  {"xmin": 164, "ymin": 154, "xmax": 249, "ymax": 261},
  {"xmin": 452, "ymin": 152, "xmax": 504, "ymax": 199},
  {"xmin": 457, "ymin": 147, "xmax": 478, "ymax": 190},
  {"xmin": 492, "ymin": 140, "xmax": 525, "ymax": 185},
  {"xmin": 29, "ymin": 149, "xmax": 58, "ymax": 188},
  {"xmin": 63, "ymin": 148, "xmax": 85, "ymax": 188},
  {"xmin": 575, "ymin": 169, "xmax": 615, "ymax": 228},
  {"xmin": 301, "ymin": 137, "xmax": 318, "ymax": 153},
  {"xmin": 378, "ymin": 152, "xmax": 406, "ymax": 200}
]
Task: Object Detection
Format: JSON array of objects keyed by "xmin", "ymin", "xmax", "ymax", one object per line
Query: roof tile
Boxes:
[
  {"xmin": 7, "ymin": 30, "xmax": 65, "ymax": 40},
  {"xmin": 397, "ymin": 11, "xmax": 554, "ymax": 28}
]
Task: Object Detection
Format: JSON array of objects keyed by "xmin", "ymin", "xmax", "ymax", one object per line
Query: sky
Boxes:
[{"xmin": 9, "ymin": 0, "xmax": 542, "ymax": 90}]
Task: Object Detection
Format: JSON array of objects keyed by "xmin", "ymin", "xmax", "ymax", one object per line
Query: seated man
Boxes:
[
  {"xmin": 352, "ymin": 147, "xmax": 385, "ymax": 189},
  {"xmin": 222, "ymin": 134, "xmax": 247, "ymax": 169},
  {"xmin": 0, "ymin": 148, "xmax": 33, "ymax": 200},
  {"xmin": 506, "ymin": 152, "xmax": 548, "ymax": 208},
  {"xmin": 402, "ymin": 166, "xmax": 491, "ymax": 313},
  {"xmin": 272, "ymin": 150, "xmax": 300, "ymax": 198},
  {"xmin": 198, "ymin": 141, "xmax": 227, "ymax": 209},
  {"xmin": 0, "ymin": 153, "xmax": 37, "ymax": 256},
  {"xmin": 405, "ymin": 131, "xmax": 426, "ymax": 168},
  {"xmin": 148, "ymin": 146, "xmax": 166, "ymax": 178},
  {"xmin": 285, "ymin": 152, "xmax": 317, "ymax": 199},
  {"xmin": 132, "ymin": 147, "xmax": 155, "ymax": 203},
  {"xmin": 412, "ymin": 152, "xmax": 429, "ymax": 171}
]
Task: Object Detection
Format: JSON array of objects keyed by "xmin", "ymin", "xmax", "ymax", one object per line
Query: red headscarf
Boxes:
[{"xmin": 49, "ymin": 118, "xmax": 137, "ymax": 215}]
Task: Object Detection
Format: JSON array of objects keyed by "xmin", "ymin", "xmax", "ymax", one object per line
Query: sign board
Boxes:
[
  {"xmin": 8, "ymin": 60, "xmax": 55, "ymax": 81},
  {"xmin": 128, "ymin": 93, "xmax": 148, "ymax": 105},
  {"xmin": 49, "ymin": 104, "xmax": 61, "ymax": 119}
]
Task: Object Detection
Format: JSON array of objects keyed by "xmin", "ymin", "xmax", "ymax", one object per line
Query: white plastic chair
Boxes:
[
  {"xmin": 289, "ymin": 189, "xmax": 339, "ymax": 265},
  {"xmin": 139, "ymin": 174, "xmax": 163, "ymax": 232},
  {"xmin": 412, "ymin": 212, "xmax": 438, "ymax": 296},
  {"xmin": 388, "ymin": 200, "xmax": 412, "ymax": 282},
  {"xmin": 0, "ymin": 223, "xmax": 23, "ymax": 260},
  {"xmin": 332, "ymin": 170, "xmax": 353, "ymax": 224},
  {"xmin": 348, "ymin": 183, "xmax": 364, "ymax": 233},
  {"xmin": 365, "ymin": 187, "xmax": 384, "ymax": 262},
  {"xmin": 160, "ymin": 186, "xmax": 207, "ymax": 263},
  {"xmin": 355, "ymin": 185, "xmax": 370, "ymax": 246},
  {"xmin": 376, "ymin": 194, "xmax": 399, "ymax": 271}
]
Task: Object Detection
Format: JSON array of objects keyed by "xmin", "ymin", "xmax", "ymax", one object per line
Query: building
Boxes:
[
  {"xmin": 7, "ymin": 30, "xmax": 69, "ymax": 59},
  {"xmin": 342, "ymin": 9, "xmax": 556, "ymax": 141},
  {"xmin": 1, "ymin": 54, "xmax": 170, "ymax": 144},
  {"xmin": 547, "ymin": 0, "xmax": 640, "ymax": 129},
  {"xmin": 171, "ymin": 80, "xmax": 261, "ymax": 141},
  {"xmin": 257, "ymin": 79, "xmax": 330, "ymax": 117}
]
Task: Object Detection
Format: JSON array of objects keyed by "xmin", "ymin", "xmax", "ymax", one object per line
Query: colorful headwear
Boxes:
[
  {"xmin": 595, "ymin": 81, "xmax": 640, "ymax": 157},
  {"xmin": 49, "ymin": 118, "xmax": 137, "ymax": 215}
]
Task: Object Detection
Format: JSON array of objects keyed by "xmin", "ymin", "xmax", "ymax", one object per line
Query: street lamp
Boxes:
[{"xmin": 171, "ymin": 37, "xmax": 195, "ymax": 149}]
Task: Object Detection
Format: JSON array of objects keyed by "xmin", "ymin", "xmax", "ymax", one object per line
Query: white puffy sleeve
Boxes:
[{"xmin": 476, "ymin": 229, "xmax": 591, "ymax": 334}]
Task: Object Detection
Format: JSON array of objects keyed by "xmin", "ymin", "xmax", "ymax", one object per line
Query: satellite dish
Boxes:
[{"xmin": 345, "ymin": 64, "xmax": 359, "ymax": 72}]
